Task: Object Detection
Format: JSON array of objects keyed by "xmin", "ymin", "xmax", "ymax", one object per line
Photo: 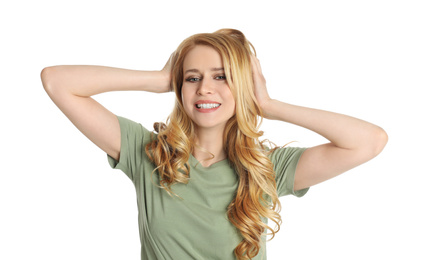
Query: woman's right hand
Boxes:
[{"xmin": 159, "ymin": 52, "xmax": 176, "ymax": 92}]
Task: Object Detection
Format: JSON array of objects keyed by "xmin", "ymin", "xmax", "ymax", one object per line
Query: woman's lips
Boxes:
[{"xmin": 194, "ymin": 100, "xmax": 221, "ymax": 113}]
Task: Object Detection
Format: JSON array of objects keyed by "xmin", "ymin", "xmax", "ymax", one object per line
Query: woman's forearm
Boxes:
[
  {"xmin": 263, "ymin": 99, "xmax": 388, "ymax": 153},
  {"xmin": 40, "ymin": 65, "xmax": 171, "ymax": 160},
  {"xmin": 41, "ymin": 65, "xmax": 170, "ymax": 97}
]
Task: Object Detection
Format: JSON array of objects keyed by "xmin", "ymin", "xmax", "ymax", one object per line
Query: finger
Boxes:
[
  {"xmin": 251, "ymin": 54, "xmax": 263, "ymax": 75},
  {"xmin": 250, "ymin": 54, "xmax": 258, "ymax": 73}
]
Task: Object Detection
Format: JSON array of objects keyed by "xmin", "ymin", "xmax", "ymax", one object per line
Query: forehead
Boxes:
[{"xmin": 183, "ymin": 45, "xmax": 223, "ymax": 71}]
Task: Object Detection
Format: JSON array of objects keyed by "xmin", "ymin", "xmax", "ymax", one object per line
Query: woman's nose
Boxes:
[{"xmin": 197, "ymin": 79, "xmax": 214, "ymax": 95}]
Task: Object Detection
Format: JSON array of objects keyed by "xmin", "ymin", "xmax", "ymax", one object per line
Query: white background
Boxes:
[{"xmin": 1, "ymin": 0, "xmax": 423, "ymax": 259}]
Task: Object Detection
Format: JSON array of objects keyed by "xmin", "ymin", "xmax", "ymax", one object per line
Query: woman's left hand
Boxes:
[{"xmin": 250, "ymin": 54, "xmax": 273, "ymax": 117}]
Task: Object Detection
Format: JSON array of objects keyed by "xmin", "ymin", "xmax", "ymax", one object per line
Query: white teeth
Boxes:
[{"xmin": 196, "ymin": 103, "xmax": 221, "ymax": 109}]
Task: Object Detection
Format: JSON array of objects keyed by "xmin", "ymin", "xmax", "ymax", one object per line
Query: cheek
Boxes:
[{"xmin": 225, "ymin": 90, "xmax": 236, "ymax": 112}]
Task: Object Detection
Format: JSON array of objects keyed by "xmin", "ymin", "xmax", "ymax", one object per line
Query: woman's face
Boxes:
[{"xmin": 181, "ymin": 45, "xmax": 236, "ymax": 132}]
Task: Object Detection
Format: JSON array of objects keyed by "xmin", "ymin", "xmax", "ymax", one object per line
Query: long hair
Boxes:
[{"xmin": 145, "ymin": 29, "xmax": 282, "ymax": 259}]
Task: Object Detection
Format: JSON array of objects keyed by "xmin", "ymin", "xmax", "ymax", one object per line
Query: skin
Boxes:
[{"xmin": 41, "ymin": 44, "xmax": 388, "ymax": 191}]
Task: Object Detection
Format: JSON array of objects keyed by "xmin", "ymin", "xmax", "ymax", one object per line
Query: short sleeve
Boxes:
[
  {"xmin": 107, "ymin": 116, "xmax": 152, "ymax": 182},
  {"xmin": 269, "ymin": 147, "xmax": 309, "ymax": 197}
]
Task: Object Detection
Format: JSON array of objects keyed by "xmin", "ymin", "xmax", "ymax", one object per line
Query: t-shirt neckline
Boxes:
[{"xmin": 189, "ymin": 154, "xmax": 230, "ymax": 170}]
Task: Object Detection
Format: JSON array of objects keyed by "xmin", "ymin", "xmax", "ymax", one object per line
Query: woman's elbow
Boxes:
[
  {"xmin": 370, "ymin": 127, "xmax": 388, "ymax": 158},
  {"xmin": 41, "ymin": 66, "xmax": 61, "ymax": 95},
  {"xmin": 41, "ymin": 66, "xmax": 53, "ymax": 91}
]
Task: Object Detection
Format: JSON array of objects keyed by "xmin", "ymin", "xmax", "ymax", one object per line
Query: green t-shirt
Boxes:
[{"xmin": 107, "ymin": 116, "xmax": 308, "ymax": 260}]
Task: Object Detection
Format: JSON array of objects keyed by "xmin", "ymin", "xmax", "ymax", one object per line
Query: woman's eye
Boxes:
[
  {"xmin": 215, "ymin": 75, "xmax": 226, "ymax": 80},
  {"xmin": 186, "ymin": 77, "xmax": 200, "ymax": 82}
]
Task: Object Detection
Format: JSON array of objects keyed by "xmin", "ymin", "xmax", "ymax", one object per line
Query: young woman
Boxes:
[{"xmin": 41, "ymin": 29, "xmax": 388, "ymax": 260}]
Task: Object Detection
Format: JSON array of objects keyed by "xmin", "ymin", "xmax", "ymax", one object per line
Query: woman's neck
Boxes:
[{"xmin": 192, "ymin": 127, "xmax": 226, "ymax": 167}]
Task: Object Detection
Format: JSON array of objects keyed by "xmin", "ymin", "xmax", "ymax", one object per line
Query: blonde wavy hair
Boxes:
[{"xmin": 145, "ymin": 29, "xmax": 282, "ymax": 260}]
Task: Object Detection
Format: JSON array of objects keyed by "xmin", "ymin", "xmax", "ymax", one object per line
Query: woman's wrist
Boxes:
[
  {"xmin": 260, "ymin": 98, "xmax": 279, "ymax": 120},
  {"xmin": 136, "ymin": 70, "xmax": 171, "ymax": 93},
  {"xmin": 158, "ymin": 70, "xmax": 172, "ymax": 92}
]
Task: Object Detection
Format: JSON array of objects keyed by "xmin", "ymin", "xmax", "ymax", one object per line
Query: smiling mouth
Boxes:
[{"xmin": 195, "ymin": 103, "xmax": 221, "ymax": 109}]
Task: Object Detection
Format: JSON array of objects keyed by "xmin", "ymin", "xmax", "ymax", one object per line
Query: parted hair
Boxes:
[{"xmin": 145, "ymin": 29, "xmax": 282, "ymax": 260}]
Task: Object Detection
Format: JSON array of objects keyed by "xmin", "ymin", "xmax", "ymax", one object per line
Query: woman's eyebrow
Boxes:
[{"xmin": 184, "ymin": 68, "xmax": 224, "ymax": 75}]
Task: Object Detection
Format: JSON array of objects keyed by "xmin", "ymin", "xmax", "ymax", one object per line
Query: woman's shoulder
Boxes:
[
  {"xmin": 267, "ymin": 146, "xmax": 307, "ymax": 163},
  {"xmin": 115, "ymin": 115, "xmax": 158, "ymax": 144}
]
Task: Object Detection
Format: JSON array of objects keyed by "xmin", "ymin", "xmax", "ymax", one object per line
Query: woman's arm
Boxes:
[
  {"xmin": 251, "ymin": 55, "xmax": 388, "ymax": 190},
  {"xmin": 41, "ymin": 56, "xmax": 173, "ymax": 161}
]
